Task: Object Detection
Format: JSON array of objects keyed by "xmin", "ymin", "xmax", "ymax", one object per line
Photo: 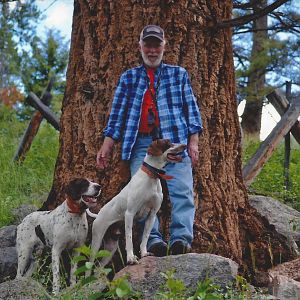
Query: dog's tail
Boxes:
[{"xmin": 86, "ymin": 208, "xmax": 98, "ymax": 218}]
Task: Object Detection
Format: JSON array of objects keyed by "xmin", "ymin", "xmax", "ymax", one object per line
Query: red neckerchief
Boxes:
[
  {"xmin": 139, "ymin": 68, "xmax": 160, "ymax": 133},
  {"xmin": 141, "ymin": 162, "xmax": 173, "ymax": 180},
  {"xmin": 66, "ymin": 195, "xmax": 82, "ymax": 214}
]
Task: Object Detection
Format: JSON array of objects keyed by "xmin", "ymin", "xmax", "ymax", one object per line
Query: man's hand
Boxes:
[
  {"xmin": 188, "ymin": 133, "xmax": 199, "ymax": 167},
  {"xmin": 96, "ymin": 137, "xmax": 115, "ymax": 169}
]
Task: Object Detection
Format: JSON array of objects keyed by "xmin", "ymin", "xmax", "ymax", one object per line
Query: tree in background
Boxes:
[
  {"xmin": 0, "ymin": 1, "xmax": 69, "ymax": 116},
  {"xmin": 0, "ymin": 0, "xmax": 40, "ymax": 107},
  {"xmin": 44, "ymin": 0, "xmax": 296, "ymax": 279},
  {"xmin": 237, "ymin": 0, "xmax": 268, "ymax": 141},
  {"xmin": 0, "ymin": 86, "xmax": 23, "ymax": 108},
  {"xmin": 20, "ymin": 29, "xmax": 69, "ymax": 114},
  {"xmin": 21, "ymin": 29, "xmax": 69, "ymax": 95},
  {"xmin": 233, "ymin": 0, "xmax": 300, "ymax": 140}
]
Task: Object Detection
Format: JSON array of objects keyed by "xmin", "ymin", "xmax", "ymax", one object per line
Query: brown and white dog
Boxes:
[
  {"xmin": 87, "ymin": 139, "xmax": 186, "ymax": 268},
  {"xmin": 16, "ymin": 178, "xmax": 101, "ymax": 295}
]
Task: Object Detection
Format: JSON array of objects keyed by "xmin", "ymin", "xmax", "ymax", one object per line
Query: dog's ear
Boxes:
[
  {"xmin": 65, "ymin": 178, "xmax": 89, "ymax": 200},
  {"xmin": 148, "ymin": 139, "xmax": 172, "ymax": 156},
  {"xmin": 160, "ymin": 139, "xmax": 172, "ymax": 152}
]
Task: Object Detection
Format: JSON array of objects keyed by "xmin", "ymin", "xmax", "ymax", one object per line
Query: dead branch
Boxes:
[
  {"xmin": 27, "ymin": 92, "xmax": 60, "ymax": 131},
  {"xmin": 216, "ymin": 0, "xmax": 289, "ymax": 29}
]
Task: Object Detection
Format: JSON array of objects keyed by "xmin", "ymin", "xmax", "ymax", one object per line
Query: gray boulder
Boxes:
[
  {"xmin": 0, "ymin": 204, "xmax": 37, "ymax": 283},
  {"xmin": 249, "ymin": 195, "xmax": 300, "ymax": 253},
  {"xmin": 114, "ymin": 253, "xmax": 238, "ymax": 299},
  {"xmin": 270, "ymin": 275, "xmax": 300, "ymax": 300},
  {"xmin": 0, "ymin": 225, "xmax": 16, "ymax": 248},
  {"xmin": 0, "ymin": 247, "xmax": 17, "ymax": 283},
  {"xmin": 0, "ymin": 225, "xmax": 18, "ymax": 283},
  {"xmin": 0, "ymin": 278, "xmax": 50, "ymax": 300},
  {"xmin": 11, "ymin": 204, "xmax": 37, "ymax": 225},
  {"xmin": 269, "ymin": 258, "xmax": 300, "ymax": 300}
]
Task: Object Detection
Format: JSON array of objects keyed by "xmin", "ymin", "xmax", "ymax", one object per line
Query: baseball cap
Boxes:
[{"xmin": 140, "ymin": 25, "xmax": 164, "ymax": 42}]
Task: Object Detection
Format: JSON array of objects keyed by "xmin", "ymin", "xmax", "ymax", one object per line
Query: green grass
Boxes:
[
  {"xmin": 0, "ymin": 105, "xmax": 58, "ymax": 226},
  {"xmin": 243, "ymin": 140, "xmax": 300, "ymax": 211}
]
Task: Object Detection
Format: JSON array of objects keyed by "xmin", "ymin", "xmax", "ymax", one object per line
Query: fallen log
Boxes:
[
  {"xmin": 26, "ymin": 92, "xmax": 60, "ymax": 131},
  {"xmin": 243, "ymin": 97, "xmax": 300, "ymax": 186},
  {"xmin": 13, "ymin": 78, "xmax": 58, "ymax": 162},
  {"xmin": 267, "ymin": 89, "xmax": 300, "ymax": 145}
]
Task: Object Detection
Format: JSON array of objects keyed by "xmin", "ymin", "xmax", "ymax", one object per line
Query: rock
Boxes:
[
  {"xmin": 0, "ymin": 278, "xmax": 50, "ymax": 300},
  {"xmin": 0, "ymin": 204, "xmax": 37, "ymax": 283},
  {"xmin": 0, "ymin": 225, "xmax": 16, "ymax": 248},
  {"xmin": 268, "ymin": 256, "xmax": 300, "ymax": 299},
  {"xmin": 1, "ymin": 196, "xmax": 299, "ymax": 299},
  {"xmin": 269, "ymin": 258, "xmax": 300, "ymax": 282},
  {"xmin": 0, "ymin": 205, "xmax": 37, "ymax": 284},
  {"xmin": 0, "ymin": 247, "xmax": 17, "ymax": 283},
  {"xmin": 269, "ymin": 275, "xmax": 300, "ymax": 300},
  {"xmin": 114, "ymin": 253, "xmax": 238, "ymax": 299},
  {"xmin": 11, "ymin": 204, "xmax": 37, "ymax": 225},
  {"xmin": 249, "ymin": 195, "xmax": 300, "ymax": 253},
  {"xmin": 60, "ymin": 277, "xmax": 107, "ymax": 299}
]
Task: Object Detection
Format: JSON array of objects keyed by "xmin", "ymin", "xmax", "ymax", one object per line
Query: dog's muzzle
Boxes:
[{"xmin": 82, "ymin": 189, "xmax": 101, "ymax": 208}]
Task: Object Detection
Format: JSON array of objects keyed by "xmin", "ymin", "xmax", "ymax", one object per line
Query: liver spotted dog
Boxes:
[{"xmin": 16, "ymin": 178, "xmax": 101, "ymax": 295}]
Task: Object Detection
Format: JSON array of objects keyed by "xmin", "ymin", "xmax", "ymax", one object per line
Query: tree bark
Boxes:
[{"xmin": 45, "ymin": 0, "xmax": 295, "ymax": 277}]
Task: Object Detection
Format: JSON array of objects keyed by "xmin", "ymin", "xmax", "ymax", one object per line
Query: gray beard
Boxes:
[{"xmin": 141, "ymin": 51, "xmax": 163, "ymax": 68}]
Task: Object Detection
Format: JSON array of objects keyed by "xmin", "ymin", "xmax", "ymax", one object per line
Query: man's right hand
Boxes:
[{"xmin": 96, "ymin": 137, "xmax": 115, "ymax": 169}]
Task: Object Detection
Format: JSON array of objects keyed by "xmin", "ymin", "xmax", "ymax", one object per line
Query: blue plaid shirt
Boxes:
[{"xmin": 104, "ymin": 63, "xmax": 203, "ymax": 160}]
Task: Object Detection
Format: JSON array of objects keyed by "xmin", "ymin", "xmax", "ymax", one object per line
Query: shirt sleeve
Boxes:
[
  {"xmin": 182, "ymin": 70, "xmax": 203, "ymax": 135},
  {"xmin": 103, "ymin": 73, "xmax": 128, "ymax": 141}
]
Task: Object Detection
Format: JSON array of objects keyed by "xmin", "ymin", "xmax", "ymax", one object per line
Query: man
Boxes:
[{"xmin": 97, "ymin": 25, "xmax": 202, "ymax": 256}]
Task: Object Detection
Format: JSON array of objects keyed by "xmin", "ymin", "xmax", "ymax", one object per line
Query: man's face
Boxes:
[{"xmin": 140, "ymin": 37, "xmax": 165, "ymax": 68}]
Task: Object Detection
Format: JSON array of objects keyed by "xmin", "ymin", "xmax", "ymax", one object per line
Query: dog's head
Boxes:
[
  {"xmin": 65, "ymin": 178, "xmax": 101, "ymax": 209},
  {"xmin": 147, "ymin": 139, "xmax": 186, "ymax": 163}
]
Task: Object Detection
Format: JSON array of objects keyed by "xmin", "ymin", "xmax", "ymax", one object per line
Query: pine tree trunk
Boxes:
[
  {"xmin": 241, "ymin": 0, "xmax": 268, "ymax": 140},
  {"xmin": 45, "ymin": 0, "xmax": 295, "ymax": 276}
]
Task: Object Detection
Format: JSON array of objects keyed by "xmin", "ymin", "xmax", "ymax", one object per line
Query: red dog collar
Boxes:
[
  {"xmin": 66, "ymin": 196, "xmax": 82, "ymax": 214},
  {"xmin": 141, "ymin": 162, "xmax": 173, "ymax": 180}
]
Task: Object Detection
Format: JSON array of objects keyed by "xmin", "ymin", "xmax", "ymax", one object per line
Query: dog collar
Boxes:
[
  {"xmin": 66, "ymin": 196, "xmax": 83, "ymax": 214},
  {"xmin": 141, "ymin": 162, "xmax": 173, "ymax": 180}
]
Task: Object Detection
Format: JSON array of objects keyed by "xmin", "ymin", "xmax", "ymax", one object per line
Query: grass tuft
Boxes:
[
  {"xmin": 242, "ymin": 140, "xmax": 300, "ymax": 211},
  {"xmin": 0, "ymin": 105, "xmax": 58, "ymax": 226}
]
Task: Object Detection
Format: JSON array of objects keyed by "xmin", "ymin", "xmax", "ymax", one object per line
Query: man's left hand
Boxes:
[{"xmin": 188, "ymin": 134, "xmax": 199, "ymax": 167}]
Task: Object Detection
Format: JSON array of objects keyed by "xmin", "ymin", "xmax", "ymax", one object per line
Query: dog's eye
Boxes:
[{"xmin": 164, "ymin": 142, "xmax": 172, "ymax": 151}]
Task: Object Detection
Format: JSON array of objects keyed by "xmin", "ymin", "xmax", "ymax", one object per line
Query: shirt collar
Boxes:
[{"xmin": 141, "ymin": 62, "xmax": 165, "ymax": 76}]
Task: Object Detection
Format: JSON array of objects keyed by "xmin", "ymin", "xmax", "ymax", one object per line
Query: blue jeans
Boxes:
[{"xmin": 130, "ymin": 136, "xmax": 195, "ymax": 249}]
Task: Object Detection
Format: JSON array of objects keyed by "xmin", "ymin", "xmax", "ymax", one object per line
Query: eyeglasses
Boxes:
[{"xmin": 142, "ymin": 41, "xmax": 164, "ymax": 49}]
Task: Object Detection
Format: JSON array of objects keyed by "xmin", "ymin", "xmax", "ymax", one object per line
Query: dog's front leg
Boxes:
[
  {"xmin": 16, "ymin": 243, "xmax": 35, "ymax": 278},
  {"xmin": 52, "ymin": 247, "xmax": 62, "ymax": 296},
  {"xmin": 140, "ymin": 209, "xmax": 157, "ymax": 258},
  {"xmin": 88, "ymin": 220, "xmax": 108, "ymax": 277},
  {"xmin": 125, "ymin": 210, "xmax": 138, "ymax": 264},
  {"xmin": 70, "ymin": 249, "xmax": 80, "ymax": 286},
  {"xmin": 100, "ymin": 238, "xmax": 119, "ymax": 267}
]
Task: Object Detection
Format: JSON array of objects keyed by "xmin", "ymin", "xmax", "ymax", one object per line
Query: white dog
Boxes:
[
  {"xmin": 16, "ymin": 178, "xmax": 101, "ymax": 295},
  {"xmin": 88, "ymin": 139, "xmax": 186, "ymax": 267}
]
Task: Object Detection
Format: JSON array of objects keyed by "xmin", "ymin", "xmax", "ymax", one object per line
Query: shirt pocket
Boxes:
[{"xmin": 162, "ymin": 82, "xmax": 183, "ymax": 107}]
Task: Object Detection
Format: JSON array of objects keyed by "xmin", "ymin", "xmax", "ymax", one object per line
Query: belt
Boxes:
[{"xmin": 137, "ymin": 132, "xmax": 153, "ymax": 138}]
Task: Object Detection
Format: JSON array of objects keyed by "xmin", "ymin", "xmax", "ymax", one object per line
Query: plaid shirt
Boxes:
[{"xmin": 104, "ymin": 63, "xmax": 203, "ymax": 160}]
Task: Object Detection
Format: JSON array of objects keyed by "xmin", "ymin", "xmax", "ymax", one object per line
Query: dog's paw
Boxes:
[
  {"xmin": 141, "ymin": 251, "xmax": 153, "ymax": 258},
  {"xmin": 127, "ymin": 255, "xmax": 139, "ymax": 265}
]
